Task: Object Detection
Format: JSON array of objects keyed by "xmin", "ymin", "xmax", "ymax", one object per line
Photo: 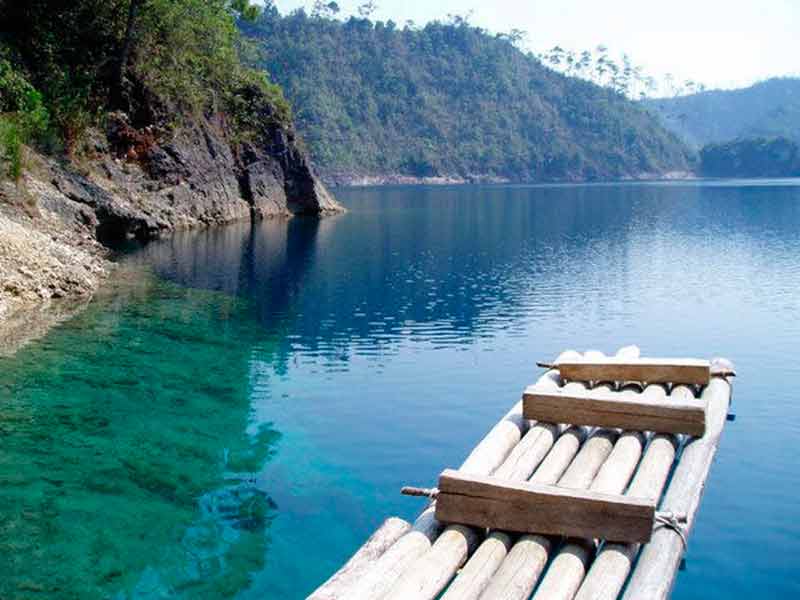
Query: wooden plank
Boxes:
[
  {"xmin": 554, "ymin": 357, "xmax": 710, "ymax": 385},
  {"xmin": 435, "ymin": 470, "xmax": 656, "ymax": 543},
  {"xmin": 623, "ymin": 374, "xmax": 733, "ymax": 600},
  {"xmin": 522, "ymin": 387, "xmax": 706, "ymax": 436}
]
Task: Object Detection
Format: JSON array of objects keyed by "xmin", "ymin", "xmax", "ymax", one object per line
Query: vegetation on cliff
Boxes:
[
  {"xmin": 699, "ymin": 137, "xmax": 800, "ymax": 178},
  {"xmin": 241, "ymin": 7, "xmax": 692, "ymax": 182},
  {"xmin": 644, "ymin": 77, "xmax": 800, "ymax": 149},
  {"xmin": 0, "ymin": 0, "xmax": 290, "ymax": 181}
]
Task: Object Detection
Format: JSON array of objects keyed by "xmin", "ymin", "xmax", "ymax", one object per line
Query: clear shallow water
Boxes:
[{"xmin": 1, "ymin": 181, "xmax": 800, "ymax": 599}]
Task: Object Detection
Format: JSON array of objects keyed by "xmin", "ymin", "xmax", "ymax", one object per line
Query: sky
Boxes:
[{"xmin": 272, "ymin": 0, "xmax": 800, "ymax": 91}]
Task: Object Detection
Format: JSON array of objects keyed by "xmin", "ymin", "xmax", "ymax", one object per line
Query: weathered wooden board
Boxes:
[
  {"xmin": 434, "ymin": 469, "xmax": 656, "ymax": 543},
  {"xmin": 522, "ymin": 388, "xmax": 706, "ymax": 436},
  {"xmin": 553, "ymin": 357, "xmax": 711, "ymax": 385}
]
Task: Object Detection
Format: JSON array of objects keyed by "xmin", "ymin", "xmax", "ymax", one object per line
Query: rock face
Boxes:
[
  {"xmin": 0, "ymin": 93, "xmax": 342, "ymax": 333},
  {"xmin": 0, "ymin": 189, "xmax": 107, "ymax": 321},
  {"xmin": 62, "ymin": 109, "xmax": 344, "ymax": 243}
]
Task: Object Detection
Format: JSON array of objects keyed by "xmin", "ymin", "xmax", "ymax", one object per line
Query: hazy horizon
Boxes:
[{"xmin": 272, "ymin": 0, "xmax": 800, "ymax": 93}]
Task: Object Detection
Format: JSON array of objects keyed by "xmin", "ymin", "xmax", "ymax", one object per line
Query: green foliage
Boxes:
[
  {"xmin": 0, "ymin": 0, "xmax": 288, "ymax": 165},
  {"xmin": 644, "ymin": 78, "xmax": 800, "ymax": 148},
  {"xmin": 226, "ymin": 72, "xmax": 293, "ymax": 141},
  {"xmin": 0, "ymin": 58, "xmax": 41, "ymax": 114},
  {"xmin": 0, "ymin": 118, "xmax": 23, "ymax": 180},
  {"xmin": 241, "ymin": 12, "xmax": 691, "ymax": 181},
  {"xmin": 700, "ymin": 136, "xmax": 800, "ymax": 178},
  {"xmin": 230, "ymin": 0, "xmax": 263, "ymax": 21},
  {"xmin": 135, "ymin": 0, "xmax": 249, "ymax": 114},
  {"xmin": 0, "ymin": 58, "xmax": 52, "ymax": 180}
]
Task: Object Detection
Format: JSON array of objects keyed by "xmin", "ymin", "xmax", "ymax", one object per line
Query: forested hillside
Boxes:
[
  {"xmin": 700, "ymin": 137, "xmax": 800, "ymax": 178},
  {"xmin": 644, "ymin": 77, "xmax": 800, "ymax": 148},
  {"xmin": 242, "ymin": 9, "xmax": 692, "ymax": 183}
]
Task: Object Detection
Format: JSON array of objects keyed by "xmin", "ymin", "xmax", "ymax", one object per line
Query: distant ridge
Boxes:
[
  {"xmin": 241, "ymin": 11, "xmax": 692, "ymax": 184},
  {"xmin": 644, "ymin": 77, "xmax": 800, "ymax": 149}
]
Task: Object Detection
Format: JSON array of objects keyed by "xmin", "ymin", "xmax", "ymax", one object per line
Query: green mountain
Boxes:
[
  {"xmin": 700, "ymin": 137, "xmax": 800, "ymax": 178},
  {"xmin": 241, "ymin": 10, "xmax": 692, "ymax": 183},
  {"xmin": 644, "ymin": 77, "xmax": 800, "ymax": 149}
]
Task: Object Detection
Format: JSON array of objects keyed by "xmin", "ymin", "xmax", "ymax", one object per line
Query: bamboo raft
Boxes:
[{"xmin": 310, "ymin": 346, "xmax": 735, "ymax": 600}]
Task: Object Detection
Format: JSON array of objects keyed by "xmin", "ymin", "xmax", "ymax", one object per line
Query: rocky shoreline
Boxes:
[
  {"xmin": 322, "ymin": 170, "xmax": 697, "ymax": 188},
  {"xmin": 0, "ymin": 111, "xmax": 342, "ymax": 350}
]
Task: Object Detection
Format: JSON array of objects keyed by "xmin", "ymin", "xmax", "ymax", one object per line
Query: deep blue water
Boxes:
[{"xmin": 1, "ymin": 181, "xmax": 799, "ymax": 598}]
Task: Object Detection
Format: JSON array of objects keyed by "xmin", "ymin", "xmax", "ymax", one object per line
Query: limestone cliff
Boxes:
[{"xmin": 0, "ymin": 96, "xmax": 342, "ymax": 329}]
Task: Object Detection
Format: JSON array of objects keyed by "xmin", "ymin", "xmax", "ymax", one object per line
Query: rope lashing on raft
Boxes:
[{"xmin": 654, "ymin": 510, "xmax": 689, "ymax": 549}]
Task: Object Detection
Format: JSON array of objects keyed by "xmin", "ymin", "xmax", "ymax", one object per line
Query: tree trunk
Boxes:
[{"xmin": 113, "ymin": 0, "xmax": 143, "ymax": 107}]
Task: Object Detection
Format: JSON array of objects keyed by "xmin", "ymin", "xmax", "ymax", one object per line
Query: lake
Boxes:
[{"xmin": 1, "ymin": 181, "xmax": 799, "ymax": 599}]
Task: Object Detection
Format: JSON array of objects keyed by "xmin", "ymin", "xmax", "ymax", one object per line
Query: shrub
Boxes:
[{"xmin": 0, "ymin": 59, "xmax": 52, "ymax": 180}]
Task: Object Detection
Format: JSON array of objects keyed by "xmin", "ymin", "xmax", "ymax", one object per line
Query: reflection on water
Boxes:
[{"xmin": 2, "ymin": 181, "xmax": 800, "ymax": 599}]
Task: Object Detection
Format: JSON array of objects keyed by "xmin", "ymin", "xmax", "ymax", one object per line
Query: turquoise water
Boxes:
[{"xmin": 1, "ymin": 181, "xmax": 800, "ymax": 598}]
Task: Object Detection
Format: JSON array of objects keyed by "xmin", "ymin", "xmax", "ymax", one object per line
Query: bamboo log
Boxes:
[
  {"xmin": 439, "ymin": 530, "xmax": 513, "ymax": 600},
  {"xmin": 344, "ymin": 506, "xmax": 443, "ymax": 600},
  {"xmin": 308, "ymin": 517, "xmax": 412, "ymax": 600},
  {"xmin": 574, "ymin": 430, "xmax": 680, "ymax": 600},
  {"xmin": 492, "ymin": 421, "xmax": 560, "ymax": 481},
  {"xmin": 381, "ymin": 353, "xmax": 578, "ymax": 600},
  {"xmin": 622, "ymin": 372, "xmax": 733, "ymax": 600},
  {"xmin": 476, "ymin": 346, "xmax": 640, "ymax": 600},
  {"xmin": 477, "ymin": 424, "xmax": 618, "ymax": 600},
  {"xmin": 531, "ymin": 386, "xmax": 662, "ymax": 600},
  {"xmin": 439, "ymin": 422, "xmax": 561, "ymax": 600},
  {"xmin": 478, "ymin": 414, "xmax": 617, "ymax": 599},
  {"xmin": 435, "ymin": 377, "xmax": 594, "ymax": 600}
]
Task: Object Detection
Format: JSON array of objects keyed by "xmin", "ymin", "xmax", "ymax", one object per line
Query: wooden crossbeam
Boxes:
[
  {"xmin": 546, "ymin": 357, "xmax": 711, "ymax": 385},
  {"xmin": 522, "ymin": 387, "xmax": 706, "ymax": 436},
  {"xmin": 434, "ymin": 469, "xmax": 656, "ymax": 543}
]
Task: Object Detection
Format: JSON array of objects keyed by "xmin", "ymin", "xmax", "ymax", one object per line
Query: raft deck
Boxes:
[{"xmin": 310, "ymin": 346, "xmax": 735, "ymax": 600}]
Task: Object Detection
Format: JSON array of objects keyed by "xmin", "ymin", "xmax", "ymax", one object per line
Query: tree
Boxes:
[
  {"xmin": 312, "ymin": 1, "xmax": 340, "ymax": 18},
  {"xmin": 358, "ymin": 1, "xmax": 377, "ymax": 18},
  {"xmin": 498, "ymin": 29, "xmax": 527, "ymax": 49},
  {"xmin": 113, "ymin": 0, "xmax": 144, "ymax": 106},
  {"xmin": 112, "ymin": 0, "xmax": 264, "ymax": 107},
  {"xmin": 230, "ymin": 0, "xmax": 263, "ymax": 20}
]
